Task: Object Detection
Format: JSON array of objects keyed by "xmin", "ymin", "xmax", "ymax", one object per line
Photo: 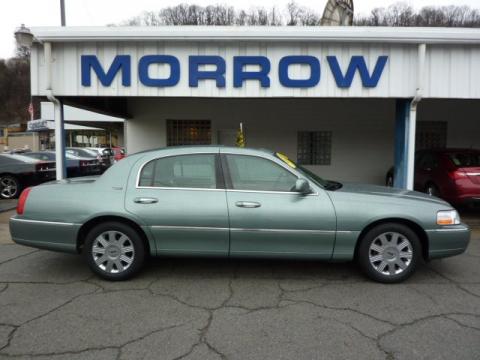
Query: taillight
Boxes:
[
  {"xmin": 17, "ymin": 187, "xmax": 32, "ymax": 215},
  {"xmin": 448, "ymin": 170, "xmax": 467, "ymax": 181}
]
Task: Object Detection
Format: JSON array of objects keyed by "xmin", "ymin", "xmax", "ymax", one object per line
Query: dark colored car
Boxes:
[
  {"xmin": 25, "ymin": 151, "xmax": 101, "ymax": 177},
  {"xmin": 386, "ymin": 148, "xmax": 480, "ymax": 206},
  {"xmin": 66, "ymin": 148, "xmax": 111, "ymax": 173},
  {"xmin": 0, "ymin": 154, "xmax": 55, "ymax": 199},
  {"xmin": 112, "ymin": 147, "xmax": 126, "ymax": 162}
]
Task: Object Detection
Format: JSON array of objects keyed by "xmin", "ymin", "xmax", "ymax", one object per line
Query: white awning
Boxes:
[{"xmin": 28, "ymin": 119, "xmax": 104, "ymax": 132}]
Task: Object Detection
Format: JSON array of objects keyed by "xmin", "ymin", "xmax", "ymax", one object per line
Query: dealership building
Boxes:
[{"xmin": 27, "ymin": 26, "xmax": 480, "ymax": 187}]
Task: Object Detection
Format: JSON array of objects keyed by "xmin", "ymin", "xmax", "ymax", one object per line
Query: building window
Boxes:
[
  {"xmin": 167, "ymin": 120, "xmax": 211, "ymax": 146},
  {"xmin": 297, "ymin": 131, "xmax": 332, "ymax": 165},
  {"xmin": 416, "ymin": 121, "xmax": 447, "ymax": 150}
]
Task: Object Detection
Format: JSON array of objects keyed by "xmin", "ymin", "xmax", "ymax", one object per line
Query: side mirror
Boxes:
[{"xmin": 294, "ymin": 179, "xmax": 311, "ymax": 195}]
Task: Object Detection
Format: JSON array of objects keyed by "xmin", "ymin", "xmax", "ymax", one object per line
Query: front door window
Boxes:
[{"xmin": 225, "ymin": 154, "xmax": 297, "ymax": 192}]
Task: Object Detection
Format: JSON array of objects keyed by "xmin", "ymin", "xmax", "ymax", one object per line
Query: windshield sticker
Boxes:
[{"xmin": 276, "ymin": 153, "xmax": 297, "ymax": 169}]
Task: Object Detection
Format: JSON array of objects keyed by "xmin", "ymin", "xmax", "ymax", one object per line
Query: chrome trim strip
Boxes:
[
  {"xmin": 137, "ymin": 186, "xmax": 223, "ymax": 192},
  {"xmin": 10, "ymin": 218, "xmax": 78, "ymax": 226},
  {"xmin": 227, "ymin": 189, "xmax": 318, "ymax": 196},
  {"xmin": 151, "ymin": 225, "xmax": 229, "ymax": 231},
  {"xmin": 230, "ymin": 227, "xmax": 335, "ymax": 234},
  {"xmin": 466, "ymin": 173, "xmax": 480, "ymax": 176},
  {"xmin": 150, "ymin": 225, "xmax": 341, "ymax": 234},
  {"xmin": 425, "ymin": 227, "xmax": 470, "ymax": 233}
]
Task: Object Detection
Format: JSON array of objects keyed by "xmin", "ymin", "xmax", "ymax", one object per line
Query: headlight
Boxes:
[{"xmin": 437, "ymin": 210, "xmax": 461, "ymax": 226}]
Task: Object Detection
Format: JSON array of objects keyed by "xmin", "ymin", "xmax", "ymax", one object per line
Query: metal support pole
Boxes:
[
  {"xmin": 45, "ymin": 42, "xmax": 66, "ymax": 180},
  {"xmin": 52, "ymin": 100, "xmax": 66, "ymax": 180},
  {"xmin": 60, "ymin": 0, "xmax": 66, "ymax": 26}
]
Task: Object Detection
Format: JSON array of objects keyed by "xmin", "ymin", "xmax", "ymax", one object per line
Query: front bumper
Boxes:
[
  {"xmin": 426, "ymin": 224, "xmax": 471, "ymax": 259},
  {"xmin": 9, "ymin": 216, "xmax": 80, "ymax": 253}
]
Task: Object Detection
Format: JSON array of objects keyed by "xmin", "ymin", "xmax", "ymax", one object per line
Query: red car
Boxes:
[
  {"xmin": 387, "ymin": 148, "xmax": 480, "ymax": 207},
  {"xmin": 112, "ymin": 147, "xmax": 126, "ymax": 162}
]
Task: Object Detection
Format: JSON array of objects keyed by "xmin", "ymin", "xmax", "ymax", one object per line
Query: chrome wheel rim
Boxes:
[
  {"xmin": 369, "ymin": 232, "xmax": 413, "ymax": 276},
  {"xmin": 92, "ymin": 231, "xmax": 135, "ymax": 274},
  {"xmin": 0, "ymin": 177, "xmax": 17, "ymax": 198}
]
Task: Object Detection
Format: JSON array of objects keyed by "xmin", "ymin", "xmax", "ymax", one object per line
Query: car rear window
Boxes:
[{"xmin": 448, "ymin": 152, "xmax": 480, "ymax": 167}]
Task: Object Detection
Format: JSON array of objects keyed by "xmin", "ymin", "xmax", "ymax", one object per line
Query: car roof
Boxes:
[{"xmin": 132, "ymin": 145, "xmax": 274, "ymax": 157}]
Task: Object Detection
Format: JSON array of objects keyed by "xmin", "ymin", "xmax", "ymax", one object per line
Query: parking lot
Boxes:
[{"xmin": 0, "ymin": 210, "xmax": 478, "ymax": 360}]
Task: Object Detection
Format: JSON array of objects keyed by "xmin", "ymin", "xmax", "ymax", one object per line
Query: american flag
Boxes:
[{"xmin": 27, "ymin": 102, "xmax": 33, "ymax": 120}]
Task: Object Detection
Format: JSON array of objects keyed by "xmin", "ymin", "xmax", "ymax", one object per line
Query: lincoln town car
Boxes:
[{"xmin": 10, "ymin": 147, "xmax": 470, "ymax": 283}]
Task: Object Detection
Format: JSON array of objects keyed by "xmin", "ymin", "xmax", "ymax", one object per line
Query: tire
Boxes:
[
  {"xmin": 357, "ymin": 223, "xmax": 422, "ymax": 283},
  {"xmin": 425, "ymin": 183, "xmax": 440, "ymax": 198},
  {"xmin": 0, "ymin": 175, "xmax": 21, "ymax": 199},
  {"xmin": 84, "ymin": 222, "xmax": 146, "ymax": 281}
]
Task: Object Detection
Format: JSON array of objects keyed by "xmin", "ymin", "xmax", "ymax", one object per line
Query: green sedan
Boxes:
[{"xmin": 9, "ymin": 146, "xmax": 470, "ymax": 283}]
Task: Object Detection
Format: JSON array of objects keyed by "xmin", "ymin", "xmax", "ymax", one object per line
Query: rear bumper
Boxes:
[
  {"xmin": 426, "ymin": 224, "xmax": 471, "ymax": 259},
  {"xmin": 9, "ymin": 216, "xmax": 80, "ymax": 253}
]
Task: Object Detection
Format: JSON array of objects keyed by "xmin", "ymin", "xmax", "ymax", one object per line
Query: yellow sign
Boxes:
[{"xmin": 276, "ymin": 152, "xmax": 297, "ymax": 169}]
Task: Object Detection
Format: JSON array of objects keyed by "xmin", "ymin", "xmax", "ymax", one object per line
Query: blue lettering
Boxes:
[
  {"xmin": 189, "ymin": 56, "xmax": 226, "ymax": 87},
  {"xmin": 233, "ymin": 56, "xmax": 270, "ymax": 88},
  {"xmin": 279, "ymin": 56, "xmax": 320, "ymax": 88},
  {"xmin": 81, "ymin": 55, "xmax": 131, "ymax": 87},
  {"xmin": 139, "ymin": 55, "xmax": 180, "ymax": 87},
  {"xmin": 327, "ymin": 56, "xmax": 388, "ymax": 88}
]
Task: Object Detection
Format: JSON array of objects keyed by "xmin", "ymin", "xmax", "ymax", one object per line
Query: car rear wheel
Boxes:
[
  {"xmin": 84, "ymin": 222, "xmax": 146, "ymax": 281},
  {"xmin": 0, "ymin": 175, "xmax": 21, "ymax": 199},
  {"xmin": 357, "ymin": 223, "xmax": 421, "ymax": 283}
]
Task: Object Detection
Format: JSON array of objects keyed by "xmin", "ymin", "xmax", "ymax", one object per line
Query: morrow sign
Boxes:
[{"xmin": 81, "ymin": 55, "xmax": 389, "ymax": 89}]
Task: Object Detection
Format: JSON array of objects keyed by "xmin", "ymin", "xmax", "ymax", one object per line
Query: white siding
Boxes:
[
  {"xmin": 30, "ymin": 42, "xmax": 420, "ymax": 98},
  {"xmin": 31, "ymin": 41, "xmax": 480, "ymax": 99}
]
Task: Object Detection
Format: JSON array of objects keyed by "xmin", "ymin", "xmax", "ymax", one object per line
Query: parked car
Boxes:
[
  {"xmin": 66, "ymin": 148, "xmax": 111, "ymax": 172},
  {"xmin": 0, "ymin": 154, "xmax": 55, "ymax": 199},
  {"xmin": 87, "ymin": 147, "xmax": 114, "ymax": 166},
  {"xmin": 10, "ymin": 147, "xmax": 469, "ymax": 283},
  {"xmin": 386, "ymin": 148, "xmax": 480, "ymax": 207},
  {"xmin": 25, "ymin": 151, "xmax": 101, "ymax": 177},
  {"xmin": 112, "ymin": 147, "xmax": 126, "ymax": 162}
]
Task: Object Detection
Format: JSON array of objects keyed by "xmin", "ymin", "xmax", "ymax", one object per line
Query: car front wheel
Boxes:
[
  {"xmin": 357, "ymin": 223, "xmax": 421, "ymax": 283},
  {"xmin": 84, "ymin": 222, "xmax": 146, "ymax": 281}
]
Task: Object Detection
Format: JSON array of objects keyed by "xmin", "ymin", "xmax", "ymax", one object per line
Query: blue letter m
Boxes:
[
  {"xmin": 327, "ymin": 56, "xmax": 388, "ymax": 88},
  {"xmin": 81, "ymin": 55, "xmax": 131, "ymax": 87}
]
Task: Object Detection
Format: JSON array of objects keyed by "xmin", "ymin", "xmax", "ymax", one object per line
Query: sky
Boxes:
[{"xmin": 1, "ymin": 0, "xmax": 480, "ymax": 59}]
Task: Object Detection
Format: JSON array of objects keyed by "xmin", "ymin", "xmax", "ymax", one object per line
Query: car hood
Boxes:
[{"xmin": 333, "ymin": 182, "xmax": 450, "ymax": 206}]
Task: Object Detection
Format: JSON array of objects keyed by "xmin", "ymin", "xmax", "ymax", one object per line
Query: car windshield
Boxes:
[
  {"xmin": 448, "ymin": 152, "xmax": 480, "ymax": 168},
  {"xmin": 274, "ymin": 152, "xmax": 341, "ymax": 190}
]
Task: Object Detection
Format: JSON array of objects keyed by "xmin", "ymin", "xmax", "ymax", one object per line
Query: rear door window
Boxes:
[
  {"xmin": 138, "ymin": 154, "xmax": 218, "ymax": 189},
  {"xmin": 448, "ymin": 152, "xmax": 480, "ymax": 167}
]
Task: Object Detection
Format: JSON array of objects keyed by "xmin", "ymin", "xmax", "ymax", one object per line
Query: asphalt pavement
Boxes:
[{"xmin": 0, "ymin": 210, "xmax": 478, "ymax": 360}]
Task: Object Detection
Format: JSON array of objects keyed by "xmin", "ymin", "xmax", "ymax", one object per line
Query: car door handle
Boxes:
[
  {"xmin": 235, "ymin": 201, "xmax": 261, "ymax": 208},
  {"xmin": 134, "ymin": 197, "xmax": 158, "ymax": 204}
]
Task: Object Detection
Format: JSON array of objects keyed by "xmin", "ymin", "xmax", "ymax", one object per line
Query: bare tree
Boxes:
[{"xmin": 355, "ymin": 2, "xmax": 480, "ymax": 27}]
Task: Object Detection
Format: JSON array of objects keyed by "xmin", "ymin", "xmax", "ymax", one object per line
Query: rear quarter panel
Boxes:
[{"xmin": 12, "ymin": 154, "xmax": 154, "ymax": 253}]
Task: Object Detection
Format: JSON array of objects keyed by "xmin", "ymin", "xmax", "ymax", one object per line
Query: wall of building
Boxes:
[
  {"xmin": 127, "ymin": 98, "xmax": 396, "ymax": 184},
  {"xmin": 419, "ymin": 100, "xmax": 480, "ymax": 149},
  {"xmin": 126, "ymin": 97, "xmax": 480, "ymax": 185}
]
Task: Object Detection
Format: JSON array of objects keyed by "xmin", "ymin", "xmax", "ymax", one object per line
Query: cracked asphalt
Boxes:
[{"xmin": 0, "ymin": 210, "xmax": 479, "ymax": 360}]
